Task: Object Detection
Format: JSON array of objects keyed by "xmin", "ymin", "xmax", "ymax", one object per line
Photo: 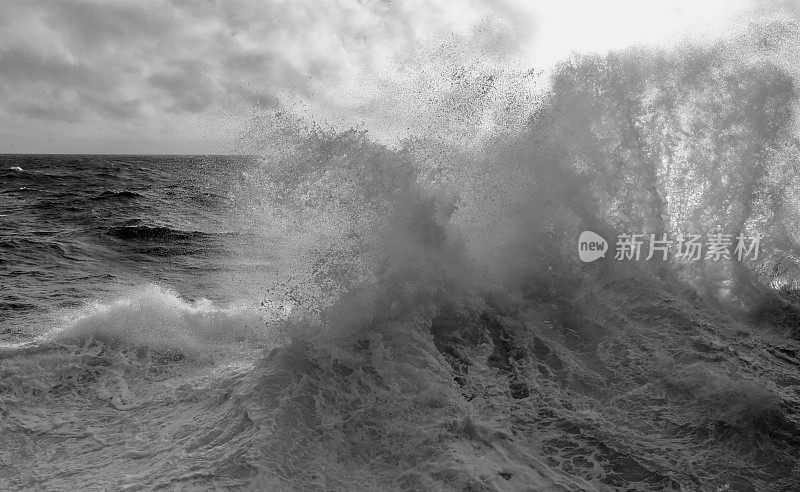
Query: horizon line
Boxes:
[{"xmin": 0, "ymin": 153, "xmax": 257, "ymax": 157}]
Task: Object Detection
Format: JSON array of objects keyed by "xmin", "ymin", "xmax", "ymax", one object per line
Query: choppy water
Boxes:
[
  {"xmin": 0, "ymin": 155, "xmax": 283, "ymax": 488},
  {"xmin": 4, "ymin": 26, "xmax": 800, "ymax": 491},
  {"xmin": 0, "ymin": 155, "xmax": 258, "ymax": 332}
]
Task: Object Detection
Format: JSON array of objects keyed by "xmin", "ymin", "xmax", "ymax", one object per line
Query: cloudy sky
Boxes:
[{"xmin": 0, "ymin": 0, "xmax": 766, "ymax": 154}]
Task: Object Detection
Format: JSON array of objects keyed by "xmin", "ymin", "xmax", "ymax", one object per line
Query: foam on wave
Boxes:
[{"xmin": 43, "ymin": 284, "xmax": 282, "ymax": 357}]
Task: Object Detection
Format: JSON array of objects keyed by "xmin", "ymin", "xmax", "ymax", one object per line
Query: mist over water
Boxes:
[{"xmin": 4, "ymin": 10, "xmax": 800, "ymax": 492}]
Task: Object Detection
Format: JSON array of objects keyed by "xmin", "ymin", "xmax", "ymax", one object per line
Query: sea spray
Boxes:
[
  {"xmin": 4, "ymin": 17, "xmax": 800, "ymax": 491},
  {"xmin": 226, "ymin": 22, "xmax": 800, "ymax": 489}
]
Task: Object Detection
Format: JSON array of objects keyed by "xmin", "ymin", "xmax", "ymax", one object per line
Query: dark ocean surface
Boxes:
[{"xmin": 0, "ymin": 155, "xmax": 259, "ymax": 339}]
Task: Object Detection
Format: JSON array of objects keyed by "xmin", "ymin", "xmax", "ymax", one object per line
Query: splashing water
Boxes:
[{"xmin": 4, "ymin": 15, "xmax": 800, "ymax": 492}]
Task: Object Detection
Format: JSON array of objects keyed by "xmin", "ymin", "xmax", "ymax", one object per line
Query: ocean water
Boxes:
[
  {"xmin": 4, "ymin": 35, "xmax": 800, "ymax": 491},
  {"xmin": 0, "ymin": 155, "xmax": 258, "ymax": 331}
]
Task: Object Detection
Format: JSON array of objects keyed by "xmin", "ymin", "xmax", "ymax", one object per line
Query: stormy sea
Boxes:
[{"xmin": 4, "ymin": 23, "xmax": 800, "ymax": 492}]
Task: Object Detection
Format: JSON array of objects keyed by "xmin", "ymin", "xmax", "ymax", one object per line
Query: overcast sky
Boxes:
[{"xmin": 0, "ymin": 0, "xmax": 771, "ymax": 154}]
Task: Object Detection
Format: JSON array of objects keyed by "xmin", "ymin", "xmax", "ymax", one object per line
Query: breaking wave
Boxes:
[{"xmin": 4, "ymin": 15, "xmax": 800, "ymax": 491}]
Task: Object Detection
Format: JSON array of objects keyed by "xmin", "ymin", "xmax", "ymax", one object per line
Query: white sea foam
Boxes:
[{"xmin": 43, "ymin": 284, "xmax": 283, "ymax": 356}]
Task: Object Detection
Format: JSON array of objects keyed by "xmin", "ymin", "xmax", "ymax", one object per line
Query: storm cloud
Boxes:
[
  {"xmin": 0, "ymin": 0, "xmax": 533, "ymax": 153},
  {"xmin": 0, "ymin": 0, "xmax": 757, "ymax": 153}
]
